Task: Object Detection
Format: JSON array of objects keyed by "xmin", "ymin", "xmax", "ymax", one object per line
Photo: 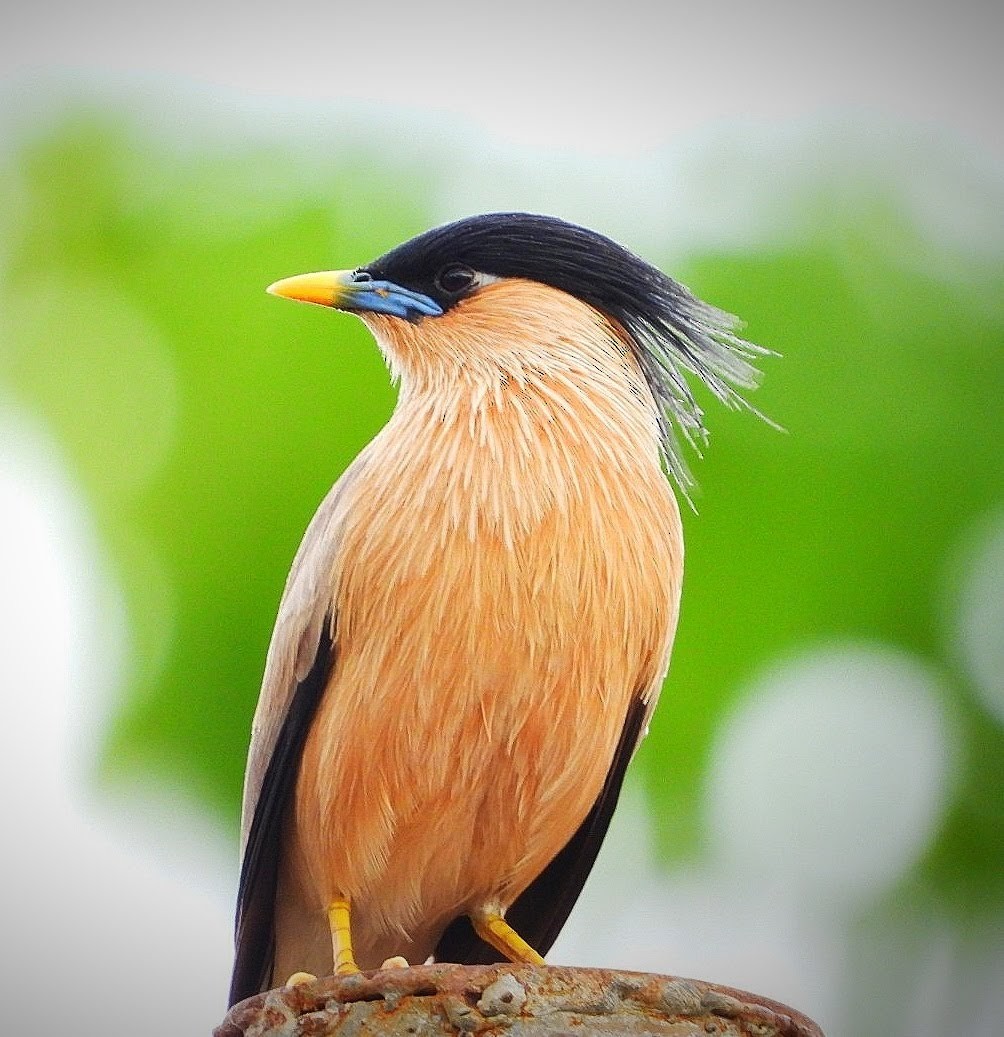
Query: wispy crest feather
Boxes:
[{"xmin": 617, "ymin": 273, "xmax": 773, "ymax": 491}]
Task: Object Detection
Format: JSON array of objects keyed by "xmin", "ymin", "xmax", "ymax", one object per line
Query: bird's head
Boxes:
[{"xmin": 268, "ymin": 213, "xmax": 771, "ymax": 488}]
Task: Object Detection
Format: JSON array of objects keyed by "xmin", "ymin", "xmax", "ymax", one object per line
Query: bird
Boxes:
[{"xmin": 228, "ymin": 212, "xmax": 768, "ymax": 1007}]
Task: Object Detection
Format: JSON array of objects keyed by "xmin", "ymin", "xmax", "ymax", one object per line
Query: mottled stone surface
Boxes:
[{"xmin": 215, "ymin": 964, "xmax": 825, "ymax": 1036}]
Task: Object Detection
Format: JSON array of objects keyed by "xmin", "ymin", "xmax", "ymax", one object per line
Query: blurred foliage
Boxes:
[
  {"xmin": 663, "ymin": 215, "xmax": 1004, "ymax": 913},
  {"xmin": 1, "ymin": 112, "xmax": 1002, "ymax": 921}
]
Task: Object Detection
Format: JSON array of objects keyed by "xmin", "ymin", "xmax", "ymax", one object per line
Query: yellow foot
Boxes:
[
  {"xmin": 471, "ymin": 911, "xmax": 545, "ymax": 966},
  {"xmin": 284, "ymin": 972, "xmax": 317, "ymax": 988},
  {"xmin": 328, "ymin": 897, "xmax": 360, "ymax": 974},
  {"xmin": 380, "ymin": 956, "xmax": 409, "ymax": 970}
]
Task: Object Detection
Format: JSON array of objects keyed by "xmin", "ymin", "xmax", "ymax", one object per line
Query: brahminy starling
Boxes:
[{"xmin": 228, "ymin": 213, "xmax": 768, "ymax": 1007}]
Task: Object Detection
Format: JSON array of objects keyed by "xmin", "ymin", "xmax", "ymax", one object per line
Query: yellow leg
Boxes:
[
  {"xmin": 327, "ymin": 897, "xmax": 360, "ymax": 975},
  {"xmin": 471, "ymin": 911, "xmax": 545, "ymax": 966}
]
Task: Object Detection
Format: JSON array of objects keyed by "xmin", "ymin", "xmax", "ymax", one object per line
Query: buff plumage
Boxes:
[{"xmin": 229, "ymin": 215, "xmax": 765, "ymax": 1007}]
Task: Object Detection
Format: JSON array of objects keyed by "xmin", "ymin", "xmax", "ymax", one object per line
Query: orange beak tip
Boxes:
[{"xmin": 266, "ymin": 270, "xmax": 348, "ymax": 308}]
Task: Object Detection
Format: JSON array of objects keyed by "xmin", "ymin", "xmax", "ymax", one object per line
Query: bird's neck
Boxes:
[{"xmin": 358, "ymin": 285, "xmax": 667, "ymax": 544}]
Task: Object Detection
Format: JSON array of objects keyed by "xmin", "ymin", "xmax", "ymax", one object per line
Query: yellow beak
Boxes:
[
  {"xmin": 266, "ymin": 270, "xmax": 443, "ymax": 319},
  {"xmin": 266, "ymin": 270, "xmax": 355, "ymax": 309}
]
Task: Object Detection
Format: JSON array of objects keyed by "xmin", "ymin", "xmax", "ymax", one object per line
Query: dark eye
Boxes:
[{"xmin": 435, "ymin": 264, "xmax": 476, "ymax": 294}]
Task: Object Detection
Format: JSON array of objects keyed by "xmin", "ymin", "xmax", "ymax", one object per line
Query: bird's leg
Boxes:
[
  {"xmin": 470, "ymin": 910, "xmax": 546, "ymax": 966},
  {"xmin": 327, "ymin": 896, "xmax": 360, "ymax": 975}
]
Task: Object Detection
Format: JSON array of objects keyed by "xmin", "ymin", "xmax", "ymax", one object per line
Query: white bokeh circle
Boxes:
[
  {"xmin": 706, "ymin": 643, "xmax": 953, "ymax": 909},
  {"xmin": 0, "ymin": 404, "xmax": 232, "ymax": 1036}
]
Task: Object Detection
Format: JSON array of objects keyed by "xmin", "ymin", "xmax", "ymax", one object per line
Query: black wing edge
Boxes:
[
  {"xmin": 434, "ymin": 693, "xmax": 648, "ymax": 964},
  {"xmin": 228, "ymin": 615, "xmax": 336, "ymax": 1008}
]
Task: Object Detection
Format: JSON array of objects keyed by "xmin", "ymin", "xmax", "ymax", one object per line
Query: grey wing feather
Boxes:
[
  {"xmin": 230, "ymin": 463, "xmax": 362, "ymax": 1005},
  {"xmin": 239, "ymin": 462, "xmax": 362, "ymax": 853}
]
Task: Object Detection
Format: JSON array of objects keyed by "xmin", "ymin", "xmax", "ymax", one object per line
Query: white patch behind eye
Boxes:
[{"xmin": 472, "ymin": 271, "xmax": 501, "ymax": 289}]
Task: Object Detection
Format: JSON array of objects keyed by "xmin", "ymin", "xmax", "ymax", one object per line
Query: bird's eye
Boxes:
[{"xmin": 435, "ymin": 264, "xmax": 476, "ymax": 294}]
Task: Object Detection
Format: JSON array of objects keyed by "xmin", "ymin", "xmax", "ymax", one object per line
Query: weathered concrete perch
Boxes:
[{"xmin": 216, "ymin": 963, "xmax": 825, "ymax": 1036}]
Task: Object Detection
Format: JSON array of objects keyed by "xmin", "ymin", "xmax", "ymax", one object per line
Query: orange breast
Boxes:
[
  {"xmin": 286, "ymin": 282, "xmax": 684, "ymax": 961},
  {"xmin": 290, "ymin": 427, "xmax": 681, "ymax": 958}
]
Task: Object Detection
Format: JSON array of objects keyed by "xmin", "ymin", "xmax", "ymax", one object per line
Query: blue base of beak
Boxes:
[{"xmin": 350, "ymin": 281, "xmax": 443, "ymax": 320}]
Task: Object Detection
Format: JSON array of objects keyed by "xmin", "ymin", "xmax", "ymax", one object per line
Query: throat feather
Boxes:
[
  {"xmin": 361, "ymin": 281, "xmax": 667, "ymax": 547},
  {"xmin": 370, "ymin": 372, "xmax": 659, "ymax": 551}
]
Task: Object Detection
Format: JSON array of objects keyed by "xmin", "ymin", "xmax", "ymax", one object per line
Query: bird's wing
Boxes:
[
  {"xmin": 434, "ymin": 691, "xmax": 650, "ymax": 964},
  {"xmin": 229, "ymin": 466, "xmax": 362, "ymax": 1007}
]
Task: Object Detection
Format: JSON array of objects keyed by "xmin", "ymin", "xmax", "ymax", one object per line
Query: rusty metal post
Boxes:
[{"xmin": 216, "ymin": 963, "xmax": 825, "ymax": 1036}]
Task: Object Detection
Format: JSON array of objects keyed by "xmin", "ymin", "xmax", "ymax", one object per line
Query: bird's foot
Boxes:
[{"xmin": 380, "ymin": 955, "xmax": 409, "ymax": 970}]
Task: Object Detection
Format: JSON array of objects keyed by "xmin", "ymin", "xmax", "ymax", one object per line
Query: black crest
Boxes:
[{"xmin": 365, "ymin": 212, "xmax": 772, "ymax": 490}]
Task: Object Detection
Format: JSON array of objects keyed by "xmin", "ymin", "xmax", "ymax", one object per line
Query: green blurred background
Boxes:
[{"xmin": 1, "ymin": 4, "xmax": 1002, "ymax": 1035}]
